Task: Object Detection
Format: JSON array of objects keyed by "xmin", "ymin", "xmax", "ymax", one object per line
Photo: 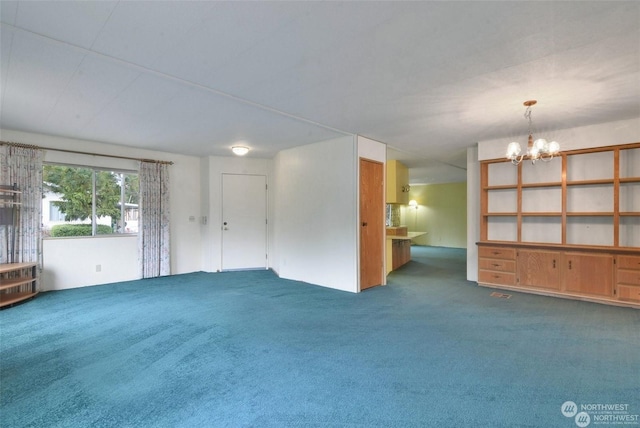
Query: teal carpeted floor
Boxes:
[{"xmin": 1, "ymin": 247, "xmax": 639, "ymax": 427}]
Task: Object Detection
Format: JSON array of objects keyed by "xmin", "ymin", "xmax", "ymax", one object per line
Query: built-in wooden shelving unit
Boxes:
[{"xmin": 478, "ymin": 142, "xmax": 640, "ymax": 308}]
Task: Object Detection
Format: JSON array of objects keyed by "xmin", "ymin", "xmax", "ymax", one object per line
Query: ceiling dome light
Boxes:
[{"xmin": 231, "ymin": 146, "xmax": 250, "ymax": 156}]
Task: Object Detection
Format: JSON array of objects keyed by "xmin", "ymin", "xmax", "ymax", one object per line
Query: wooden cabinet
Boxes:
[
  {"xmin": 564, "ymin": 253, "xmax": 613, "ymax": 297},
  {"xmin": 477, "ymin": 244, "xmax": 633, "ymax": 306},
  {"xmin": 478, "ymin": 142, "xmax": 639, "ymax": 308},
  {"xmin": 516, "ymin": 249, "xmax": 561, "ymax": 290},
  {"xmin": 392, "ymin": 239, "xmax": 411, "ymax": 270},
  {"xmin": 478, "ymin": 246, "xmax": 516, "ymax": 286},
  {"xmin": 617, "ymin": 255, "xmax": 640, "ymax": 303},
  {"xmin": 386, "ymin": 160, "xmax": 410, "ymax": 205},
  {"xmin": 0, "ymin": 263, "xmax": 38, "ymax": 307},
  {"xmin": 386, "ymin": 238, "xmax": 411, "ymax": 273}
]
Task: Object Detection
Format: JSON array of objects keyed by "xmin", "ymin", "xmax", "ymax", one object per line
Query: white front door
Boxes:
[{"xmin": 221, "ymin": 174, "xmax": 268, "ymax": 270}]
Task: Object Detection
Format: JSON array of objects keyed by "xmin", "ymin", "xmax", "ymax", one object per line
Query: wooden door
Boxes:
[
  {"xmin": 221, "ymin": 174, "xmax": 268, "ymax": 270},
  {"xmin": 517, "ymin": 249, "xmax": 561, "ymax": 290},
  {"xmin": 360, "ymin": 158, "xmax": 384, "ymax": 290},
  {"xmin": 564, "ymin": 252, "xmax": 614, "ymax": 297}
]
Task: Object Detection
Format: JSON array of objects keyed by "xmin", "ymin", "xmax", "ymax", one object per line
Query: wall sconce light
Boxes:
[
  {"xmin": 402, "ymin": 185, "xmax": 411, "ymax": 193},
  {"xmin": 231, "ymin": 146, "xmax": 250, "ymax": 156},
  {"xmin": 408, "ymin": 199, "xmax": 418, "ymax": 209}
]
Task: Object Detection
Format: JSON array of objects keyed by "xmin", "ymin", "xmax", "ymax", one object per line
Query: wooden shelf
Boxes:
[
  {"xmin": 521, "ymin": 212, "xmax": 562, "ymax": 217},
  {"xmin": 0, "ymin": 186, "xmax": 38, "ymax": 308},
  {"xmin": 566, "ymin": 179, "xmax": 614, "ymax": 186},
  {"xmin": 620, "ymin": 177, "xmax": 640, "ymax": 183},
  {"xmin": 620, "ymin": 212, "xmax": 640, "ymax": 216},
  {"xmin": 484, "ymin": 212, "xmax": 517, "ymax": 216},
  {"xmin": 566, "ymin": 212, "xmax": 613, "ymax": 216},
  {"xmin": 521, "ymin": 182, "xmax": 562, "ymax": 188},
  {"xmin": 0, "ymin": 291, "xmax": 38, "ymax": 306},
  {"xmin": 0, "ymin": 262, "xmax": 38, "ymax": 274},
  {"xmin": 0, "ymin": 277, "xmax": 36, "ymax": 291},
  {"xmin": 0, "ymin": 262, "xmax": 38, "ymax": 307},
  {"xmin": 484, "ymin": 184, "xmax": 518, "ymax": 190},
  {"xmin": 0, "ymin": 187, "xmax": 21, "ymax": 194}
]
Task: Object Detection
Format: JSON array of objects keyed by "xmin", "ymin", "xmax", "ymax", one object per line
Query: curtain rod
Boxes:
[{"xmin": 0, "ymin": 141, "xmax": 174, "ymax": 165}]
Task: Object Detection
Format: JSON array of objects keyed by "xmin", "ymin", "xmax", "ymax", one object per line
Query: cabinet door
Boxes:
[
  {"xmin": 386, "ymin": 160, "xmax": 409, "ymax": 204},
  {"xmin": 564, "ymin": 253, "xmax": 613, "ymax": 297},
  {"xmin": 517, "ymin": 250, "xmax": 561, "ymax": 290}
]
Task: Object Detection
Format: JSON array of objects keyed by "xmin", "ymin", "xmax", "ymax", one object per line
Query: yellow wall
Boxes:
[{"xmin": 402, "ymin": 182, "xmax": 467, "ymax": 248}]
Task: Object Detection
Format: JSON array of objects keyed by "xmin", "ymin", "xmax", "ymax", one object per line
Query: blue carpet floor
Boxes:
[{"xmin": 1, "ymin": 247, "xmax": 639, "ymax": 427}]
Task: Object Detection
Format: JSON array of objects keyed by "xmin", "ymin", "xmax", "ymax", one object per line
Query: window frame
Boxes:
[{"xmin": 42, "ymin": 162, "xmax": 139, "ymax": 238}]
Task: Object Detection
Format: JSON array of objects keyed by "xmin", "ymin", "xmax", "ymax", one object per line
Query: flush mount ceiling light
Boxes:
[
  {"xmin": 231, "ymin": 146, "xmax": 250, "ymax": 156},
  {"xmin": 506, "ymin": 100, "xmax": 560, "ymax": 165}
]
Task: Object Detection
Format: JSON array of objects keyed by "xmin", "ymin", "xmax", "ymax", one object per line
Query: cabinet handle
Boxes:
[
  {"xmin": 553, "ymin": 259, "xmax": 556, "ymax": 268},
  {"xmin": 492, "ymin": 251, "xmax": 501, "ymax": 255},
  {"xmin": 492, "ymin": 263, "xmax": 501, "ymax": 267},
  {"xmin": 568, "ymin": 260, "xmax": 572, "ymax": 270},
  {"xmin": 493, "ymin": 275, "xmax": 501, "ymax": 279}
]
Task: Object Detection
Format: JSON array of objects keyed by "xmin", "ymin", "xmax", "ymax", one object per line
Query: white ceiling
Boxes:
[{"xmin": 1, "ymin": 1, "xmax": 638, "ymax": 184}]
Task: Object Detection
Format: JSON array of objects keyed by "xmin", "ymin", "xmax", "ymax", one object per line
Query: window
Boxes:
[
  {"xmin": 42, "ymin": 164, "xmax": 139, "ymax": 238},
  {"xmin": 49, "ymin": 202, "xmax": 66, "ymax": 222}
]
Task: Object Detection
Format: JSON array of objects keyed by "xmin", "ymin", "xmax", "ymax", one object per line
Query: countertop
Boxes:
[{"xmin": 386, "ymin": 232, "xmax": 427, "ymax": 241}]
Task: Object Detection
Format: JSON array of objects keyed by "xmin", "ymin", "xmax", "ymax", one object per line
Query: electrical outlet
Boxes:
[{"xmin": 96, "ymin": 264, "xmax": 101, "ymax": 272}]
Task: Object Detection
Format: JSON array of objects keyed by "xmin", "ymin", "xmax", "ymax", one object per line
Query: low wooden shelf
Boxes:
[{"xmin": 0, "ymin": 262, "xmax": 38, "ymax": 308}]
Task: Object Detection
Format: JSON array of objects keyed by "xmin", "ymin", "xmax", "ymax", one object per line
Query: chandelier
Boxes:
[{"xmin": 506, "ymin": 100, "xmax": 560, "ymax": 165}]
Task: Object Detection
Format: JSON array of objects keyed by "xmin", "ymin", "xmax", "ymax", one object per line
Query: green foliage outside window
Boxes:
[{"xmin": 50, "ymin": 224, "xmax": 113, "ymax": 237}]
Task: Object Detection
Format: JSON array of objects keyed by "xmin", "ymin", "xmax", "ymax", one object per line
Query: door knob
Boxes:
[{"xmin": 362, "ymin": 222, "xmax": 368, "ymax": 227}]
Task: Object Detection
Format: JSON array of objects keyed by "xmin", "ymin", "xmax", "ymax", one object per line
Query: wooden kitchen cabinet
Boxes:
[
  {"xmin": 386, "ymin": 238, "xmax": 412, "ymax": 273},
  {"xmin": 392, "ymin": 239, "xmax": 411, "ymax": 270},
  {"xmin": 386, "ymin": 160, "xmax": 410, "ymax": 205}
]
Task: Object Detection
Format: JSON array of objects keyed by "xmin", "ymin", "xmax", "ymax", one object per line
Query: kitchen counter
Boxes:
[
  {"xmin": 386, "ymin": 232, "xmax": 427, "ymax": 274},
  {"xmin": 386, "ymin": 232, "xmax": 427, "ymax": 240}
]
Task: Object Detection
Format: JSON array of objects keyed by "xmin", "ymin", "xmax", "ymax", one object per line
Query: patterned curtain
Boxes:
[
  {"xmin": 0, "ymin": 144, "xmax": 44, "ymax": 266},
  {"xmin": 138, "ymin": 161, "xmax": 171, "ymax": 278}
]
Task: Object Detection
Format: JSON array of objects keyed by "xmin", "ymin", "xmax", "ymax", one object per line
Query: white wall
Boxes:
[
  {"xmin": 1, "ymin": 129, "xmax": 202, "ymax": 290},
  {"xmin": 466, "ymin": 146, "xmax": 480, "ymax": 282},
  {"xmin": 273, "ymin": 136, "xmax": 359, "ymax": 292},
  {"xmin": 42, "ymin": 236, "xmax": 139, "ymax": 290},
  {"xmin": 201, "ymin": 156, "xmax": 273, "ymax": 273}
]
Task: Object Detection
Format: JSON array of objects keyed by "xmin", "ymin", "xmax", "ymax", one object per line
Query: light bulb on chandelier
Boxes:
[{"xmin": 506, "ymin": 100, "xmax": 560, "ymax": 165}]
